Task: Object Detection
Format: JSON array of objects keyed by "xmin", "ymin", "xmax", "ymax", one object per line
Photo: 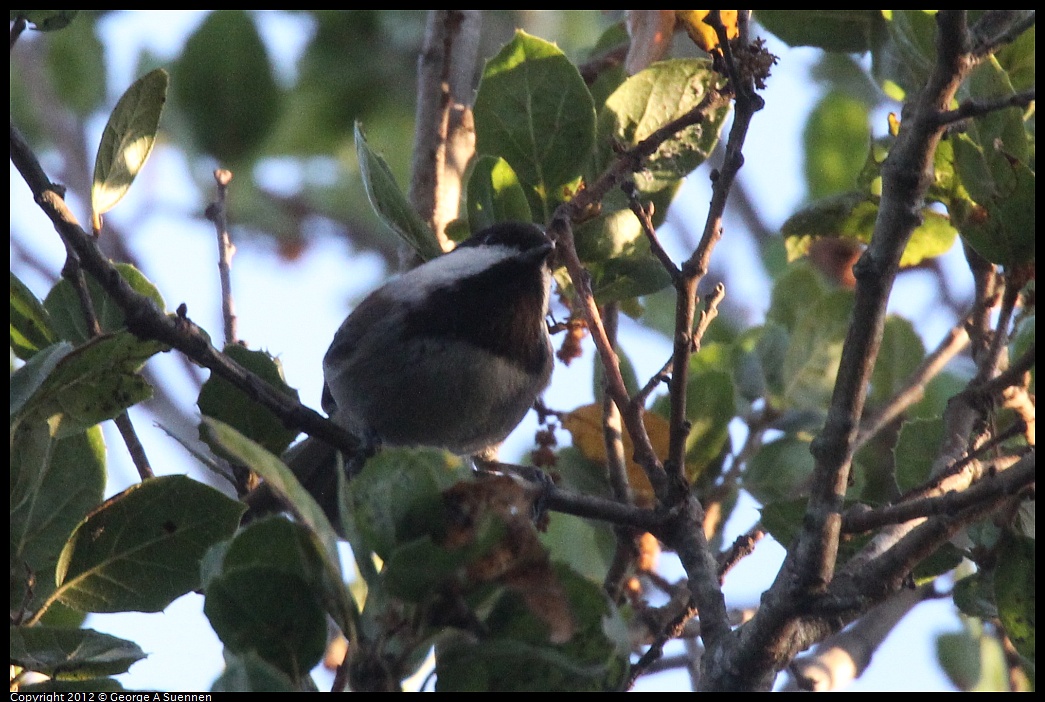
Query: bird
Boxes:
[{"xmin": 259, "ymin": 221, "xmax": 555, "ymax": 528}]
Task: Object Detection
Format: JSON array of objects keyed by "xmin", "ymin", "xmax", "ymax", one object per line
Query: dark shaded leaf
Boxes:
[
  {"xmin": 10, "ymin": 626, "xmax": 145, "ymax": 680},
  {"xmin": 54, "ymin": 476, "xmax": 243, "ymax": 613}
]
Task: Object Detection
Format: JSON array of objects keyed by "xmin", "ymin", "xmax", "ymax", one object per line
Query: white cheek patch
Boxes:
[{"xmin": 389, "ymin": 245, "xmax": 517, "ymax": 302}]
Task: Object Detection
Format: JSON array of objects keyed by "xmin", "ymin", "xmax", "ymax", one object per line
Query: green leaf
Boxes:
[
  {"xmin": 91, "ymin": 68, "xmax": 168, "ymax": 230},
  {"xmin": 474, "ymin": 30, "xmax": 596, "ymax": 221},
  {"xmin": 571, "ymin": 189, "xmax": 675, "ymax": 303},
  {"xmin": 759, "ymin": 498, "xmax": 807, "ymax": 548},
  {"xmin": 910, "ymin": 542, "xmax": 963, "ymax": 585},
  {"xmin": 198, "ymin": 345, "xmax": 300, "ymax": 456},
  {"xmin": 874, "ymin": 11, "xmax": 938, "ymax": 101},
  {"xmin": 540, "ymin": 512, "xmax": 616, "ymax": 584},
  {"xmin": 994, "ymin": 23, "xmax": 1035, "ymax": 92},
  {"xmin": 205, "ymin": 568, "xmax": 327, "ymax": 681},
  {"xmin": 894, "ymin": 418, "xmax": 945, "ymax": 493},
  {"xmin": 744, "ymin": 437, "xmax": 816, "ymax": 505},
  {"xmin": 803, "ymin": 92, "xmax": 871, "ymax": 199},
  {"xmin": 467, "ymin": 155, "xmax": 532, "ymax": 231},
  {"xmin": 173, "ymin": 10, "xmax": 281, "ymax": 165},
  {"xmin": 10, "ymin": 424, "xmax": 106, "ymax": 616},
  {"xmin": 203, "ymin": 519, "xmax": 336, "ymax": 682},
  {"xmin": 767, "ymin": 262, "xmax": 828, "ymax": 331},
  {"xmin": 53, "ymin": 475, "xmax": 243, "ymax": 614},
  {"xmin": 900, "ymin": 210, "xmax": 960, "ymax": 267},
  {"xmin": 10, "ymin": 273, "xmax": 58, "ymax": 360},
  {"xmin": 953, "ymin": 569, "xmax": 999, "ymax": 620},
  {"xmin": 755, "ymin": 10, "xmax": 884, "ymax": 53},
  {"xmin": 994, "ymin": 534, "xmax": 1035, "ymax": 666},
  {"xmin": 937, "ymin": 620, "xmax": 1011, "ymax": 692},
  {"xmin": 346, "ymin": 447, "xmax": 468, "ymax": 560},
  {"xmin": 682, "ymin": 345, "xmax": 736, "ymax": 481},
  {"xmin": 949, "ymin": 55, "xmax": 1033, "ymax": 271},
  {"xmin": 870, "ymin": 316, "xmax": 926, "ymax": 407},
  {"xmin": 43, "ymin": 12, "xmax": 105, "ymax": 116},
  {"xmin": 733, "ymin": 325, "xmax": 770, "ymax": 403},
  {"xmin": 435, "ymin": 564, "xmax": 628, "ymax": 692},
  {"xmin": 10, "ymin": 626, "xmax": 145, "ymax": 680},
  {"xmin": 198, "ymin": 419, "xmax": 357, "ymax": 640},
  {"xmin": 12, "ymin": 332, "xmax": 162, "ymax": 439},
  {"xmin": 783, "ymin": 193, "xmax": 958, "ymax": 268},
  {"xmin": 43, "ymin": 262, "xmax": 166, "ymax": 344},
  {"xmin": 782, "ymin": 289, "xmax": 854, "ymax": 410},
  {"xmin": 18, "ymin": 679, "xmax": 125, "ymax": 693},
  {"xmin": 9, "ymin": 342, "xmax": 72, "ymax": 420},
  {"xmin": 199, "ymin": 419, "xmax": 340, "ymax": 565},
  {"xmin": 212, "ymin": 651, "xmax": 300, "ymax": 692},
  {"xmin": 354, "ymin": 121, "xmax": 441, "ymax": 260},
  {"xmin": 598, "ymin": 58, "xmax": 728, "ymax": 196}
]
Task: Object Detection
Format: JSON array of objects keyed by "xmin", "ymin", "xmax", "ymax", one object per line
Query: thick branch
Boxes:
[
  {"xmin": 703, "ymin": 12, "xmax": 988, "ymax": 691},
  {"xmin": 409, "ymin": 10, "xmax": 480, "ymax": 247}
]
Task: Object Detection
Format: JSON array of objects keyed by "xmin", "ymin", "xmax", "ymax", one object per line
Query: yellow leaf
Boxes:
[
  {"xmin": 562, "ymin": 403, "xmax": 670, "ymax": 507},
  {"xmin": 675, "ymin": 10, "xmax": 739, "ymax": 54}
]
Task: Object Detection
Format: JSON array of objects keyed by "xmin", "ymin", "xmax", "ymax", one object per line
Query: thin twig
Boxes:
[
  {"xmin": 857, "ymin": 316, "xmax": 972, "ymax": 447},
  {"xmin": 624, "ymin": 181, "xmax": 681, "ymax": 282},
  {"xmin": 843, "ymin": 450, "xmax": 1033, "ymax": 534},
  {"xmin": 969, "ymin": 10, "xmax": 1036, "ymax": 59},
  {"xmin": 113, "ymin": 412, "xmax": 154, "ymax": 480},
  {"xmin": 205, "ymin": 168, "xmax": 238, "ymax": 346},
  {"xmin": 937, "ymin": 88, "xmax": 1036, "ymax": 125},
  {"xmin": 601, "ymin": 303, "xmax": 641, "ymax": 599},
  {"xmin": 717, "ymin": 527, "xmax": 765, "ymax": 582}
]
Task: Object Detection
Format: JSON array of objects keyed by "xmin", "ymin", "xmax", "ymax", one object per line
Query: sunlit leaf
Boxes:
[
  {"xmin": 783, "ymin": 192, "xmax": 958, "ymax": 268},
  {"xmin": 475, "ymin": 30, "xmax": 596, "ymax": 221},
  {"xmin": 467, "ymin": 156, "xmax": 532, "ymax": 231},
  {"xmin": 599, "ymin": 58, "xmax": 728, "ymax": 195},
  {"xmin": 91, "ymin": 69, "xmax": 168, "ymax": 231}
]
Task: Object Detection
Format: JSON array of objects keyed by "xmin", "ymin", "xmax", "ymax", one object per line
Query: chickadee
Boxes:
[{"xmin": 274, "ymin": 221, "xmax": 555, "ymax": 524}]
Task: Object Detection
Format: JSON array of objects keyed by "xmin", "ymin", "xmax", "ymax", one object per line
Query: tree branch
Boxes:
[
  {"xmin": 11, "ymin": 121, "xmax": 362, "ymax": 459},
  {"xmin": 409, "ymin": 10, "xmax": 480, "ymax": 247},
  {"xmin": 204, "ymin": 168, "xmax": 238, "ymax": 346},
  {"xmin": 703, "ymin": 11, "xmax": 988, "ymax": 691}
]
